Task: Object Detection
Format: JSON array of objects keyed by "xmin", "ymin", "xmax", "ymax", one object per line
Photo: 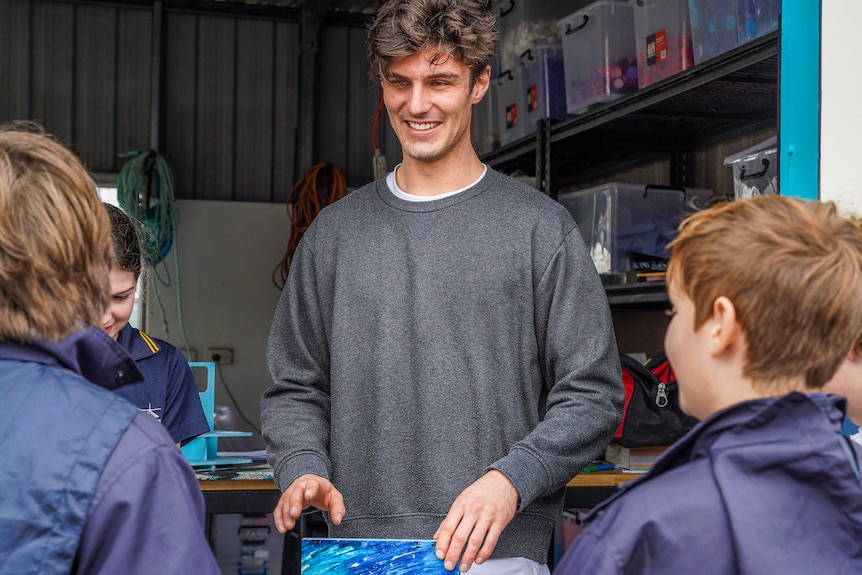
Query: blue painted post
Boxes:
[{"xmin": 779, "ymin": 0, "xmax": 821, "ymax": 199}]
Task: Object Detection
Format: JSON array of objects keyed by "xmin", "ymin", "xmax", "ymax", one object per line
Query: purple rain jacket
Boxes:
[
  {"xmin": 0, "ymin": 326, "xmax": 219, "ymax": 575},
  {"xmin": 555, "ymin": 392, "xmax": 862, "ymax": 575}
]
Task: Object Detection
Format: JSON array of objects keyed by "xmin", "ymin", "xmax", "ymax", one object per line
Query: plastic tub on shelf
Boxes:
[
  {"xmin": 519, "ymin": 44, "xmax": 567, "ymax": 138},
  {"xmin": 737, "ymin": 0, "xmax": 780, "ymax": 44},
  {"xmin": 495, "ymin": 66, "xmax": 526, "ymax": 146},
  {"xmin": 688, "ymin": 0, "xmax": 780, "ymax": 65},
  {"xmin": 687, "ymin": 0, "xmax": 741, "ymax": 65},
  {"xmin": 633, "ymin": 0, "xmax": 694, "ymax": 88},
  {"xmin": 557, "ymin": 182, "xmax": 713, "ymax": 274},
  {"xmin": 495, "ymin": 0, "xmax": 584, "ymax": 72},
  {"xmin": 722, "ymin": 135, "xmax": 778, "ymax": 199},
  {"xmin": 557, "ymin": 0, "xmax": 638, "ymax": 116}
]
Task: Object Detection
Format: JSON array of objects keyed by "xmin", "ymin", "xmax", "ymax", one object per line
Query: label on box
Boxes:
[
  {"xmin": 646, "ymin": 30, "xmax": 667, "ymax": 66},
  {"xmin": 505, "ymin": 102, "xmax": 518, "ymax": 129},
  {"xmin": 527, "ymin": 84, "xmax": 537, "ymax": 112}
]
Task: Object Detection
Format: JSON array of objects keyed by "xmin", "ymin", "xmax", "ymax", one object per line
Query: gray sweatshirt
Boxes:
[{"xmin": 262, "ymin": 168, "xmax": 623, "ymax": 563}]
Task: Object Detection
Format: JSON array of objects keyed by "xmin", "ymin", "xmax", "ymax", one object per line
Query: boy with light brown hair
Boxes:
[
  {"xmin": 556, "ymin": 195, "xmax": 862, "ymax": 575},
  {"xmin": 0, "ymin": 129, "xmax": 219, "ymax": 574}
]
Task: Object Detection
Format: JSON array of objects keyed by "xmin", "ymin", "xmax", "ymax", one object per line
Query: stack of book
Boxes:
[{"xmin": 604, "ymin": 443, "xmax": 668, "ymax": 473}]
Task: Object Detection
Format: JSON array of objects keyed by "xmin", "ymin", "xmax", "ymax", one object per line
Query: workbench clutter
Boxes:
[{"xmin": 181, "ymin": 362, "xmax": 255, "ymax": 467}]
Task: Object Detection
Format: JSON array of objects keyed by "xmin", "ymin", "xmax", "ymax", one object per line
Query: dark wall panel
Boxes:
[
  {"xmin": 74, "ymin": 4, "xmax": 117, "ymax": 171},
  {"xmin": 1, "ymin": 1, "xmax": 32, "ymax": 121},
  {"xmin": 1, "ymin": 0, "xmax": 376, "ymax": 202},
  {"xmin": 30, "ymin": 1, "xmax": 75, "ymax": 145},
  {"xmin": 271, "ymin": 20, "xmax": 300, "ymax": 204},
  {"xmin": 115, "ymin": 6, "xmax": 153, "ymax": 166},
  {"xmin": 347, "ymin": 26, "xmax": 379, "ymax": 187},
  {"xmin": 315, "ymin": 26, "xmax": 349, "ymax": 176},
  {"xmin": 314, "ymin": 24, "xmax": 383, "ymax": 188},
  {"xmin": 164, "ymin": 12, "xmax": 198, "ymax": 199},
  {"xmin": 235, "ymin": 18, "xmax": 275, "ymax": 202},
  {"xmin": 195, "ymin": 15, "xmax": 236, "ymax": 201}
]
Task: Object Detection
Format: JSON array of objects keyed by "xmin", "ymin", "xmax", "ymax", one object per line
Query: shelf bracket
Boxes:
[
  {"xmin": 535, "ymin": 118, "xmax": 554, "ymax": 198},
  {"xmin": 669, "ymin": 150, "xmax": 694, "ymax": 188}
]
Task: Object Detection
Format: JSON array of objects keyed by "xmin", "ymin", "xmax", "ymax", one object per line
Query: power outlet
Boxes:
[
  {"xmin": 206, "ymin": 347, "xmax": 234, "ymax": 365},
  {"xmin": 373, "ymin": 150, "xmax": 388, "ymax": 180}
]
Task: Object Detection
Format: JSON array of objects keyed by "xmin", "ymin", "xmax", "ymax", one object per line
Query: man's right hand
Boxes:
[{"xmin": 272, "ymin": 473, "xmax": 346, "ymax": 533}]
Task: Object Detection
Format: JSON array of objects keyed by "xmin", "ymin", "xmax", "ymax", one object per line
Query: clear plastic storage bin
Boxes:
[
  {"xmin": 687, "ymin": 0, "xmax": 741, "ymax": 65},
  {"xmin": 633, "ymin": 0, "xmax": 694, "ymax": 88},
  {"xmin": 520, "ymin": 44, "xmax": 567, "ymax": 138},
  {"xmin": 558, "ymin": 182, "xmax": 713, "ymax": 273},
  {"xmin": 495, "ymin": 0, "xmax": 583, "ymax": 72},
  {"xmin": 557, "ymin": 0, "xmax": 638, "ymax": 115},
  {"xmin": 737, "ymin": 0, "xmax": 780, "ymax": 44},
  {"xmin": 722, "ymin": 135, "xmax": 778, "ymax": 199},
  {"xmin": 688, "ymin": 0, "xmax": 780, "ymax": 65}
]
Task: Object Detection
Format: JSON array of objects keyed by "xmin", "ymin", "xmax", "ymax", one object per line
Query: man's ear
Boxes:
[
  {"xmin": 709, "ymin": 296, "xmax": 742, "ymax": 357},
  {"xmin": 472, "ymin": 65, "xmax": 491, "ymax": 104}
]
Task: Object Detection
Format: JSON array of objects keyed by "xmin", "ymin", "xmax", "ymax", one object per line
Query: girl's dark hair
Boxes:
[{"xmin": 105, "ymin": 203, "xmax": 144, "ymax": 279}]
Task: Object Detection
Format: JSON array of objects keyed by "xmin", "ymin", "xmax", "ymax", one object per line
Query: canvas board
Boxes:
[{"xmin": 301, "ymin": 537, "xmax": 449, "ymax": 574}]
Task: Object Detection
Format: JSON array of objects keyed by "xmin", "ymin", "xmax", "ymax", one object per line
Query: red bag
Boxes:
[{"xmin": 614, "ymin": 352, "xmax": 699, "ymax": 447}]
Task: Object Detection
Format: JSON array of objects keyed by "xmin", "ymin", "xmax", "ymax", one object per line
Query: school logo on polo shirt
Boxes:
[{"xmin": 141, "ymin": 403, "xmax": 162, "ymax": 422}]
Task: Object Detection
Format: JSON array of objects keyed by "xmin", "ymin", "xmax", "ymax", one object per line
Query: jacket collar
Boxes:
[
  {"xmin": 116, "ymin": 323, "xmax": 161, "ymax": 361},
  {"xmin": 590, "ymin": 393, "xmax": 849, "ymax": 515},
  {"xmin": 0, "ymin": 324, "xmax": 143, "ymax": 390},
  {"xmin": 664, "ymin": 392, "xmax": 846, "ymax": 467}
]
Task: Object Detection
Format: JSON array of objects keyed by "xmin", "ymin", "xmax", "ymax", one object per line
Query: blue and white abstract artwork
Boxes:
[{"xmin": 301, "ymin": 538, "xmax": 449, "ymax": 574}]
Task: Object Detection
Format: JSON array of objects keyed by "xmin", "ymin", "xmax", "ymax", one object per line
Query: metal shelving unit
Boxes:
[
  {"xmin": 481, "ymin": 31, "xmax": 779, "ymax": 195},
  {"xmin": 480, "ymin": 31, "xmax": 780, "ymax": 307},
  {"xmin": 604, "ymin": 281, "xmax": 669, "ymax": 307}
]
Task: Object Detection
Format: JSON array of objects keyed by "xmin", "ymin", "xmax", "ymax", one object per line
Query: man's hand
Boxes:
[
  {"xmin": 272, "ymin": 473, "xmax": 346, "ymax": 534},
  {"xmin": 433, "ymin": 470, "xmax": 519, "ymax": 572}
]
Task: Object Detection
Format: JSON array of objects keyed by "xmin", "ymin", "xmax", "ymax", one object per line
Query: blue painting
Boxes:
[{"xmin": 301, "ymin": 538, "xmax": 449, "ymax": 574}]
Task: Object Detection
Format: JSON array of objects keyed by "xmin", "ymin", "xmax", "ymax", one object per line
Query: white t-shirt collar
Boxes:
[{"xmin": 386, "ymin": 163, "xmax": 488, "ymax": 202}]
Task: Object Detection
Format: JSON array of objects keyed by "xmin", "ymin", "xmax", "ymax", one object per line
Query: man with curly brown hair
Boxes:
[{"xmin": 262, "ymin": 2, "xmax": 623, "ymax": 573}]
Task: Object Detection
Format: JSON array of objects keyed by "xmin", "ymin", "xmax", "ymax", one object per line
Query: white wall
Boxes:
[
  {"xmin": 145, "ymin": 199, "xmax": 290, "ymax": 449},
  {"xmin": 821, "ymin": 1, "xmax": 862, "ymax": 214}
]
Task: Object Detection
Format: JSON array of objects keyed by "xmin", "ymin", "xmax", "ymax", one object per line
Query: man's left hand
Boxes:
[{"xmin": 433, "ymin": 469, "xmax": 519, "ymax": 573}]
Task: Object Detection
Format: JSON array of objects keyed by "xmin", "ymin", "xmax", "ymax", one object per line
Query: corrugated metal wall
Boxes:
[{"xmin": 0, "ymin": 0, "xmax": 395, "ymax": 201}]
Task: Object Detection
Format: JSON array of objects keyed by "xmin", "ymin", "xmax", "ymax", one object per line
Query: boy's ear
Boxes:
[{"xmin": 709, "ymin": 296, "xmax": 742, "ymax": 357}]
